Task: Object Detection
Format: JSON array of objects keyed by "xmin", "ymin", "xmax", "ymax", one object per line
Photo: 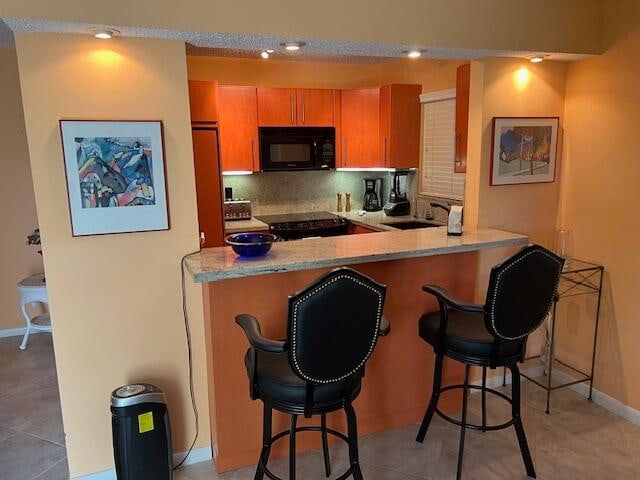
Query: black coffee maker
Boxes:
[{"xmin": 363, "ymin": 178, "xmax": 382, "ymax": 211}]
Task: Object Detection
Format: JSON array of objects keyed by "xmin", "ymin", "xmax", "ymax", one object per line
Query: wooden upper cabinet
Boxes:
[
  {"xmin": 340, "ymin": 88, "xmax": 381, "ymax": 168},
  {"xmin": 455, "ymin": 64, "xmax": 470, "ymax": 173},
  {"xmin": 188, "ymin": 80, "xmax": 219, "ymax": 123},
  {"xmin": 257, "ymin": 87, "xmax": 297, "ymax": 126},
  {"xmin": 258, "ymin": 87, "xmax": 336, "ymax": 126},
  {"xmin": 296, "ymin": 89, "xmax": 335, "ymax": 126},
  {"xmin": 218, "ymin": 85, "xmax": 259, "ymax": 172},
  {"xmin": 380, "ymin": 84, "xmax": 422, "ymax": 169}
]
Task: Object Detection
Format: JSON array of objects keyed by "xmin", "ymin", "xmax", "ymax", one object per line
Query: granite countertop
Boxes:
[
  {"xmin": 224, "ymin": 210, "xmax": 445, "ymax": 234},
  {"xmin": 186, "ymin": 227, "xmax": 528, "ymax": 283},
  {"xmin": 224, "ymin": 217, "xmax": 268, "ymax": 234}
]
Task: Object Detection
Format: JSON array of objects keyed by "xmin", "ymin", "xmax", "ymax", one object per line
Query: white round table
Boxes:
[{"xmin": 17, "ymin": 274, "xmax": 51, "ymax": 350}]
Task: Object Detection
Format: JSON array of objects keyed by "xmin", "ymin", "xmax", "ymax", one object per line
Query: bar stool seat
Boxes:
[
  {"xmin": 419, "ymin": 310, "xmax": 520, "ymax": 360},
  {"xmin": 245, "ymin": 350, "xmax": 362, "ymax": 409}
]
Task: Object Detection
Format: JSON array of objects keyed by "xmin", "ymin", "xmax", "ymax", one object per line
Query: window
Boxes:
[{"xmin": 420, "ymin": 91, "xmax": 465, "ymax": 200}]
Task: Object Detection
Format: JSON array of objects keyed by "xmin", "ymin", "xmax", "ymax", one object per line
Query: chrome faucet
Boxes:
[{"xmin": 425, "ymin": 201, "xmax": 451, "ymax": 221}]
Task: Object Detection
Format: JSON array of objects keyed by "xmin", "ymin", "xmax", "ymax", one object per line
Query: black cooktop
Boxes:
[{"xmin": 256, "ymin": 211, "xmax": 341, "ymax": 225}]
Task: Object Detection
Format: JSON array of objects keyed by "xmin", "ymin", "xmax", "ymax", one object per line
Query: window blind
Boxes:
[{"xmin": 420, "ymin": 98, "xmax": 465, "ymax": 199}]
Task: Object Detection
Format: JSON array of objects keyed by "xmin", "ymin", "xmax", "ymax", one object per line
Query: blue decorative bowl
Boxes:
[{"xmin": 225, "ymin": 233, "xmax": 276, "ymax": 257}]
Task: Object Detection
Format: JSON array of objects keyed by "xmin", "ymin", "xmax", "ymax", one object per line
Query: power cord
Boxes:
[{"xmin": 173, "ymin": 249, "xmax": 202, "ymax": 470}]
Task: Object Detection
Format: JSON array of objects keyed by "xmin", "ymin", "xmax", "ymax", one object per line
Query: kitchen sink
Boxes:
[{"xmin": 381, "ymin": 221, "xmax": 444, "ymax": 230}]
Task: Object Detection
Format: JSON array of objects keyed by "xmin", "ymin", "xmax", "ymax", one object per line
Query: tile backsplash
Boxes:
[{"xmin": 223, "ymin": 170, "xmax": 418, "ymax": 215}]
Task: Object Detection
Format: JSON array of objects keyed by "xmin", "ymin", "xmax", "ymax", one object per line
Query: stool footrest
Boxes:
[
  {"xmin": 259, "ymin": 426, "xmax": 353, "ymax": 480},
  {"xmin": 435, "ymin": 384, "xmax": 515, "ymax": 431}
]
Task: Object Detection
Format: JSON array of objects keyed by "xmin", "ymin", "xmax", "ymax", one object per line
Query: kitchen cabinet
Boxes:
[
  {"xmin": 218, "ymin": 85, "xmax": 259, "ymax": 172},
  {"xmin": 192, "ymin": 127, "xmax": 225, "ymax": 247},
  {"xmin": 188, "ymin": 80, "xmax": 218, "ymax": 123},
  {"xmin": 348, "ymin": 224, "xmax": 377, "ymax": 235},
  {"xmin": 380, "ymin": 84, "xmax": 422, "ymax": 169},
  {"xmin": 258, "ymin": 87, "xmax": 336, "ymax": 127},
  {"xmin": 455, "ymin": 64, "xmax": 470, "ymax": 173},
  {"xmin": 257, "ymin": 87, "xmax": 297, "ymax": 126},
  {"xmin": 340, "ymin": 88, "xmax": 381, "ymax": 168},
  {"xmin": 296, "ymin": 89, "xmax": 335, "ymax": 126}
]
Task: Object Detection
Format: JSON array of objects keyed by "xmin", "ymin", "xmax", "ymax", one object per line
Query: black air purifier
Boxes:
[{"xmin": 111, "ymin": 384, "xmax": 173, "ymax": 480}]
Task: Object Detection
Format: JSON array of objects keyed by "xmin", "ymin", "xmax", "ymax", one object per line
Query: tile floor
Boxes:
[{"xmin": 2, "ymin": 334, "xmax": 639, "ymax": 479}]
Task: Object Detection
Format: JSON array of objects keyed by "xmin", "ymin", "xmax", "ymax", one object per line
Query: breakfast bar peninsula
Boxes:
[{"xmin": 185, "ymin": 227, "xmax": 527, "ymax": 472}]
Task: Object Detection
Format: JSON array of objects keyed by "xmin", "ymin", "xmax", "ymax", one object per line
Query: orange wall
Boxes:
[
  {"xmin": 465, "ymin": 58, "xmax": 568, "ymax": 358},
  {"xmin": 0, "ymin": 45, "xmax": 44, "ymax": 331},
  {"xmin": 187, "ymin": 55, "xmax": 463, "ymax": 93},
  {"xmin": 559, "ymin": 0, "xmax": 640, "ymax": 410},
  {"xmin": 14, "ymin": 34, "xmax": 210, "ymax": 477}
]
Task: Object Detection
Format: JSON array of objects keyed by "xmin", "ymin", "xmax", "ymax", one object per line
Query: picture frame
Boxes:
[
  {"xmin": 490, "ymin": 117, "xmax": 559, "ymax": 186},
  {"xmin": 59, "ymin": 120, "xmax": 170, "ymax": 236}
]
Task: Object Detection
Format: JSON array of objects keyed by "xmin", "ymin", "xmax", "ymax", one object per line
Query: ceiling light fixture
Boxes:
[
  {"xmin": 261, "ymin": 51, "xmax": 270, "ymax": 59},
  {"xmin": 90, "ymin": 28, "xmax": 119, "ymax": 39},
  {"xmin": 281, "ymin": 41, "xmax": 306, "ymax": 51},
  {"xmin": 407, "ymin": 50, "xmax": 422, "ymax": 58},
  {"xmin": 529, "ymin": 55, "xmax": 546, "ymax": 63},
  {"xmin": 266, "ymin": 49, "xmax": 275, "ymax": 54}
]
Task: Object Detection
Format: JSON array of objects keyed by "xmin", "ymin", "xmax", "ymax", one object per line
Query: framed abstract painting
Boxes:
[
  {"xmin": 59, "ymin": 120, "xmax": 169, "ymax": 236},
  {"xmin": 490, "ymin": 117, "xmax": 559, "ymax": 186}
]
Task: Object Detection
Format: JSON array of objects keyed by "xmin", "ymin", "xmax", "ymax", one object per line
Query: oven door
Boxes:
[{"xmin": 259, "ymin": 127, "xmax": 333, "ymax": 171}]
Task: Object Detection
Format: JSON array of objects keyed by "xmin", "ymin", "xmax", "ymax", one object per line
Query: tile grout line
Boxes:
[
  {"xmin": 31, "ymin": 455, "xmax": 67, "ymax": 480},
  {"xmin": 5, "ymin": 425, "xmax": 66, "ymax": 448}
]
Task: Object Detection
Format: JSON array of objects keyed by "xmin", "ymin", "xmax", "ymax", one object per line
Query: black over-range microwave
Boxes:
[{"xmin": 259, "ymin": 127, "xmax": 335, "ymax": 171}]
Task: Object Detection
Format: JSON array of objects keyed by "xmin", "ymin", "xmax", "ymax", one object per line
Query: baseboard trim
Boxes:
[
  {"xmin": 471, "ymin": 365, "xmax": 640, "ymax": 427},
  {"xmin": 71, "ymin": 445, "xmax": 214, "ymax": 479},
  {"xmin": 0, "ymin": 327, "xmax": 45, "ymax": 339}
]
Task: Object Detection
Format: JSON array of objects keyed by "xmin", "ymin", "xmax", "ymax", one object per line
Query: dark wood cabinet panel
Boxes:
[
  {"xmin": 380, "ymin": 84, "xmax": 422, "ymax": 169},
  {"xmin": 455, "ymin": 64, "xmax": 470, "ymax": 173}
]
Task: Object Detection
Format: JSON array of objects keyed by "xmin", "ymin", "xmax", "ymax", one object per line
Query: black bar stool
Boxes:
[
  {"xmin": 416, "ymin": 245, "xmax": 564, "ymax": 479},
  {"xmin": 236, "ymin": 267, "xmax": 389, "ymax": 480}
]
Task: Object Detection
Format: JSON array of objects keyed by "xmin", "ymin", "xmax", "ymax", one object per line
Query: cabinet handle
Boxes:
[
  {"xmin": 302, "ymin": 93, "xmax": 305, "ymax": 124},
  {"xmin": 383, "ymin": 137, "xmax": 388, "ymax": 165},
  {"xmin": 251, "ymin": 138, "xmax": 256, "ymax": 170},
  {"xmin": 290, "ymin": 92, "xmax": 295, "ymax": 125},
  {"xmin": 455, "ymin": 134, "xmax": 461, "ymax": 168},
  {"xmin": 343, "ymin": 138, "xmax": 347, "ymax": 166}
]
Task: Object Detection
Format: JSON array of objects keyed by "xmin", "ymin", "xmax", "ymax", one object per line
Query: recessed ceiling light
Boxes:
[
  {"xmin": 530, "ymin": 55, "xmax": 546, "ymax": 63},
  {"xmin": 261, "ymin": 51, "xmax": 270, "ymax": 59},
  {"xmin": 90, "ymin": 28, "xmax": 119, "ymax": 39},
  {"xmin": 280, "ymin": 41, "xmax": 306, "ymax": 51}
]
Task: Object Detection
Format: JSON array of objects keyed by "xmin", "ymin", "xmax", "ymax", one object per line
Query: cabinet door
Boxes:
[
  {"xmin": 381, "ymin": 84, "xmax": 422, "ymax": 169},
  {"xmin": 257, "ymin": 87, "xmax": 297, "ymax": 126},
  {"xmin": 192, "ymin": 128, "xmax": 225, "ymax": 247},
  {"xmin": 218, "ymin": 85, "xmax": 258, "ymax": 171},
  {"xmin": 296, "ymin": 89, "xmax": 335, "ymax": 126},
  {"xmin": 188, "ymin": 80, "xmax": 218, "ymax": 123},
  {"xmin": 340, "ymin": 88, "xmax": 381, "ymax": 168},
  {"xmin": 455, "ymin": 64, "xmax": 470, "ymax": 173}
]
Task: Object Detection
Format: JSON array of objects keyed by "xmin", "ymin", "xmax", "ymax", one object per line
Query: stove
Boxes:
[{"xmin": 256, "ymin": 211, "xmax": 348, "ymax": 240}]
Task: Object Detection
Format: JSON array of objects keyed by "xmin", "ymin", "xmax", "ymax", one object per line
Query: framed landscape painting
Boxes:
[
  {"xmin": 490, "ymin": 117, "xmax": 559, "ymax": 186},
  {"xmin": 60, "ymin": 120, "xmax": 169, "ymax": 236}
]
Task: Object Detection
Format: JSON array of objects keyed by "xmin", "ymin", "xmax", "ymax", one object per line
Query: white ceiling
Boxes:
[{"xmin": 1, "ymin": 18, "xmax": 593, "ymax": 63}]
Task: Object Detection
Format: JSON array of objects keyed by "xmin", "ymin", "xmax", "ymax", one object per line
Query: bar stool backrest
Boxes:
[
  {"xmin": 484, "ymin": 245, "xmax": 564, "ymax": 341},
  {"xmin": 286, "ymin": 268, "xmax": 387, "ymax": 384}
]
